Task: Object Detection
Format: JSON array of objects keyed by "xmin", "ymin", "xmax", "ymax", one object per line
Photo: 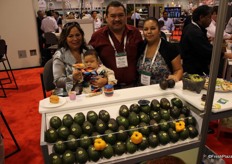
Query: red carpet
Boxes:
[
  {"xmin": 0, "ymin": 67, "xmax": 232, "ymax": 164},
  {"xmin": 0, "ymin": 67, "xmax": 44, "ymax": 164}
]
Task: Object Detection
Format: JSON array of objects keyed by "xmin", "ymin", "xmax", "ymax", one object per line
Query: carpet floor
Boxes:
[{"xmin": 0, "ymin": 67, "xmax": 231, "ymax": 164}]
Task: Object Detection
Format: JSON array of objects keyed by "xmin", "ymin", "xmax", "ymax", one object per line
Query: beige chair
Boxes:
[{"xmin": 0, "ymin": 39, "xmax": 18, "ymax": 98}]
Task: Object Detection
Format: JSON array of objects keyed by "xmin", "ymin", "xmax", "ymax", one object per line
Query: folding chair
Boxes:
[
  {"xmin": 40, "ymin": 59, "xmax": 56, "ymax": 98},
  {"xmin": 0, "ymin": 109, "xmax": 20, "ymax": 158},
  {"xmin": 0, "ymin": 39, "xmax": 18, "ymax": 98}
]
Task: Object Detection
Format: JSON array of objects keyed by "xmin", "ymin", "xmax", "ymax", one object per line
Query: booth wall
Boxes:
[{"xmin": 0, "ymin": 0, "xmax": 40, "ymax": 69}]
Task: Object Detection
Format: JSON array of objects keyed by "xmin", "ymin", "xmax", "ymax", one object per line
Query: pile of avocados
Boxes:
[{"xmin": 45, "ymin": 97, "xmax": 199, "ymax": 164}]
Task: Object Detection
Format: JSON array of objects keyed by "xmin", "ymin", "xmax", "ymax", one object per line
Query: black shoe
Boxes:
[{"xmin": 207, "ymin": 128, "xmax": 215, "ymax": 134}]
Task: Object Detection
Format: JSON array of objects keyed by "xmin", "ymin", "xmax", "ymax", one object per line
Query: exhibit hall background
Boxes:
[{"xmin": 0, "ymin": 0, "xmax": 199, "ymax": 69}]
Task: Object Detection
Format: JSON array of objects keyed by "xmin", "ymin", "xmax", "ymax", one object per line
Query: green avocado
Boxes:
[
  {"xmin": 73, "ymin": 112, "xmax": 85, "ymax": 125},
  {"xmin": 160, "ymin": 98, "xmax": 171, "ymax": 110},
  {"xmin": 150, "ymin": 99, "xmax": 161, "ymax": 112},
  {"xmin": 139, "ymin": 112, "xmax": 150, "ymax": 124},
  {"xmin": 70, "ymin": 123, "xmax": 82, "ymax": 138},
  {"xmin": 119, "ymin": 105, "xmax": 130, "ymax": 118},
  {"xmin": 99, "ymin": 110, "xmax": 110, "ymax": 123},
  {"xmin": 87, "ymin": 111, "xmax": 98, "ymax": 124},
  {"xmin": 171, "ymin": 97, "xmax": 183, "ymax": 108},
  {"xmin": 66, "ymin": 134, "xmax": 79, "ymax": 151},
  {"xmin": 128, "ymin": 112, "xmax": 140, "ymax": 126},
  {"xmin": 62, "ymin": 150, "xmax": 75, "ymax": 164},
  {"xmin": 187, "ymin": 125, "xmax": 199, "ymax": 138},
  {"xmin": 148, "ymin": 133, "xmax": 159, "ymax": 148},
  {"xmin": 107, "ymin": 118, "xmax": 118, "ymax": 132},
  {"xmin": 104, "ymin": 129, "xmax": 117, "ymax": 145},
  {"xmin": 158, "ymin": 131, "xmax": 170, "ymax": 145},
  {"xmin": 102, "ymin": 144, "xmax": 114, "ymax": 159},
  {"xmin": 88, "ymin": 145, "xmax": 100, "ymax": 162},
  {"xmin": 49, "ymin": 116, "xmax": 62, "ymax": 130},
  {"xmin": 116, "ymin": 126, "xmax": 128, "ymax": 142},
  {"xmin": 139, "ymin": 122, "xmax": 150, "ymax": 136},
  {"xmin": 150, "ymin": 111, "xmax": 161, "ymax": 122},
  {"xmin": 168, "ymin": 128, "xmax": 179, "ymax": 143},
  {"xmin": 170, "ymin": 106, "xmax": 181, "ymax": 119},
  {"xmin": 95, "ymin": 119, "xmax": 107, "ymax": 134},
  {"xmin": 75, "ymin": 147, "xmax": 88, "ymax": 164},
  {"xmin": 80, "ymin": 134, "xmax": 92, "ymax": 149},
  {"xmin": 113, "ymin": 141, "xmax": 126, "ymax": 156},
  {"xmin": 179, "ymin": 128, "xmax": 190, "ymax": 140},
  {"xmin": 53, "ymin": 140, "xmax": 66, "ymax": 155},
  {"xmin": 116, "ymin": 116, "xmax": 129, "ymax": 129},
  {"xmin": 45, "ymin": 128, "xmax": 58, "ymax": 143},
  {"xmin": 82, "ymin": 121, "xmax": 94, "ymax": 135},
  {"xmin": 129, "ymin": 103, "xmax": 140, "ymax": 114},
  {"xmin": 159, "ymin": 119, "xmax": 170, "ymax": 132},
  {"xmin": 49, "ymin": 153, "xmax": 62, "ymax": 164},
  {"xmin": 126, "ymin": 139, "xmax": 137, "ymax": 154},
  {"xmin": 138, "ymin": 137, "xmax": 149, "ymax": 151},
  {"xmin": 57, "ymin": 125, "xmax": 70, "ymax": 140},
  {"xmin": 149, "ymin": 119, "xmax": 160, "ymax": 134},
  {"xmin": 62, "ymin": 114, "xmax": 73, "ymax": 128}
]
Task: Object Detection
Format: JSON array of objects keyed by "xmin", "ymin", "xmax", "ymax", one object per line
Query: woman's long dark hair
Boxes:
[{"xmin": 58, "ymin": 23, "xmax": 88, "ymax": 53}]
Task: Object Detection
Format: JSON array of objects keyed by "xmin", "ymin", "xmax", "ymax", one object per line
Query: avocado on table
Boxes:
[
  {"xmin": 129, "ymin": 103, "xmax": 141, "ymax": 114},
  {"xmin": 139, "ymin": 112, "xmax": 150, "ymax": 124},
  {"xmin": 150, "ymin": 99, "xmax": 161, "ymax": 112},
  {"xmin": 179, "ymin": 128, "xmax": 190, "ymax": 140},
  {"xmin": 88, "ymin": 145, "xmax": 101, "ymax": 162},
  {"xmin": 116, "ymin": 125, "xmax": 128, "ymax": 142},
  {"xmin": 53, "ymin": 140, "xmax": 67, "ymax": 155},
  {"xmin": 171, "ymin": 97, "xmax": 183, "ymax": 108},
  {"xmin": 160, "ymin": 98, "xmax": 171, "ymax": 110},
  {"xmin": 119, "ymin": 105, "xmax": 130, "ymax": 118},
  {"xmin": 138, "ymin": 137, "xmax": 149, "ymax": 151},
  {"xmin": 73, "ymin": 112, "xmax": 85, "ymax": 125},
  {"xmin": 180, "ymin": 105, "xmax": 191, "ymax": 117},
  {"xmin": 87, "ymin": 111, "xmax": 98, "ymax": 124},
  {"xmin": 79, "ymin": 134, "xmax": 92, "ymax": 149},
  {"xmin": 57, "ymin": 125, "xmax": 70, "ymax": 140},
  {"xmin": 168, "ymin": 128, "xmax": 179, "ymax": 143},
  {"xmin": 139, "ymin": 122, "xmax": 150, "ymax": 136},
  {"xmin": 45, "ymin": 128, "xmax": 58, "ymax": 143},
  {"xmin": 116, "ymin": 116, "xmax": 129, "ymax": 129},
  {"xmin": 66, "ymin": 134, "xmax": 79, "ymax": 151},
  {"xmin": 126, "ymin": 139, "xmax": 137, "ymax": 154},
  {"xmin": 104, "ymin": 129, "xmax": 117, "ymax": 145},
  {"xmin": 159, "ymin": 119, "xmax": 170, "ymax": 132},
  {"xmin": 82, "ymin": 121, "xmax": 94, "ymax": 135},
  {"xmin": 62, "ymin": 114, "xmax": 74, "ymax": 128},
  {"xmin": 149, "ymin": 119, "xmax": 160, "ymax": 134},
  {"xmin": 49, "ymin": 153, "xmax": 62, "ymax": 164},
  {"xmin": 99, "ymin": 110, "xmax": 110, "ymax": 123},
  {"xmin": 170, "ymin": 106, "xmax": 181, "ymax": 119},
  {"xmin": 148, "ymin": 133, "xmax": 159, "ymax": 148},
  {"xmin": 102, "ymin": 144, "xmax": 114, "ymax": 159},
  {"xmin": 158, "ymin": 131, "xmax": 170, "ymax": 145},
  {"xmin": 107, "ymin": 118, "xmax": 118, "ymax": 132},
  {"xmin": 75, "ymin": 147, "xmax": 88, "ymax": 164},
  {"xmin": 70, "ymin": 123, "xmax": 82, "ymax": 138},
  {"xmin": 95, "ymin": 119, "xmax": 107, "ymax": 134},
  {"xmin": 150, "ymin": 111, "xmax": 161, "ymax": 122},
  {"xmin": 49, "ymin": 116, "xmax": 62, "ymax": 130},
  {"xmin": 113, "ymin": 141, "xmax": 126, "ymax": 156},
  {"xmin": 187, "ymin": 125, "xmax": 199, "ymax": 138},
  {"xmin": 62, "ymin": 150, "xmax": 75, "ymax": 164},
  {"xmin": 128, "ymin": 112, "xmax": 140, "ymax": 126}
]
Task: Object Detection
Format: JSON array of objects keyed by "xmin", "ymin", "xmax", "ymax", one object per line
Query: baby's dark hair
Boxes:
[{"xmin": 83, "ymin": 49, "xmax": 99, "ymax": 60}]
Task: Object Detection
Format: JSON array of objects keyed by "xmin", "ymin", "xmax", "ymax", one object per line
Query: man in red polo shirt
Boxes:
[{"xmin": 89, "ymin": 1, "xmax": 143, "ymax": 89}]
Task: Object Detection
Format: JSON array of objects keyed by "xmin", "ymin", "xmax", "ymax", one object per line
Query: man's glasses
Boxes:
[{"xmin": 63, "ymin": 22, "xmax": 80, "ymax": 29}]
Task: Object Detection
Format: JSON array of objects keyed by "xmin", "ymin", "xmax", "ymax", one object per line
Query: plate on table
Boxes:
[
  {"xmin": 204, "ymin": 77, "xmax": 232, "ymax": 92},
  {"xmin": 40, "ymin": 97, "xmax": 67, "ymax": 108}
]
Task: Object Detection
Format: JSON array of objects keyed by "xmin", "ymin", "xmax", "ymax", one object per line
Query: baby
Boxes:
[{"xmin": 82, "ymin": 49, "xmax": 117, "ymax": 93}]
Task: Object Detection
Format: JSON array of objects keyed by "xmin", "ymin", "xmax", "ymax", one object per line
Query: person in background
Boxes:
[
  {"xmin": 53, "ymin": 11, "xmax": 62, "ymax": 31},
  {"xmin": 225, "ymin": 17, "xmax": 232, "ymax": 34},
  {"xmin": 180, "ymin": 5, "xmax": 232, "ymax": 76},
  {"xmin": 91, "ymin": 11, "xmax": 102, "ymax": 31},
  {"xmin": 89, "ymin": 1, "xmax": 143, "ymax": 89},
  {"xmin": 180, "ymin": 5, "xmax": 213, "ymax": 75},
  {"xmin": 41, "ymin": 10, "xmax": 58, "ymax": 33},
  {"xmin": 206, "ymin": 6, "xmax": 232, "ymax": 42},
  {"xmin": 137, "ymin": 17, "xmax": 183, "ymax": 85},
  {"xmin": 82, "ymin": 49, "xmax": 117, "ymax": 93},
  {"xmin": 53, "ymin": 22, "xmax": 96, "ymax": 94},
  {"xmin": 67, "ymin": 12, "xmax": 75, "ymax": 19},
  {"xmin": 159, "ymin": 11, "xmax": 175, "ymax": 33},
  {"xmin": 36, "ymin": 10, "xmax": 45, "ymax": 64},
  {"xmin": 158, "ymin": 20, "xmax": 168, "ymax": 41},
  {"xmin": 131, "ymin": 9, "xmax": 141, "ymax": 28}
]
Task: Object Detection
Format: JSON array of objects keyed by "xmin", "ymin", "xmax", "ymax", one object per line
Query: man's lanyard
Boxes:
[
  {"xmin": 142, "ymin": 39, "xmax": 161, "ymax": 68},
  {"xmin": 108, "ymin": 34, "xmax": 127, "ymax": 53}
]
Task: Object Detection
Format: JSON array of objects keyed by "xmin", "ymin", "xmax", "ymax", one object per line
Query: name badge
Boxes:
[
  {"xmin": 140, "ymin": 71, "xmax": 151, "ymax": 86},
  {"xmin": 115, "ymin": 52, "xmax": 128, "ymax": 68}
]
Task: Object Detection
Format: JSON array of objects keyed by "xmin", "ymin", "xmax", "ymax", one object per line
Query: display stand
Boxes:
[{"xmin": 0, "ymin": 109, "xmax": 20, "ymax": 158}]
